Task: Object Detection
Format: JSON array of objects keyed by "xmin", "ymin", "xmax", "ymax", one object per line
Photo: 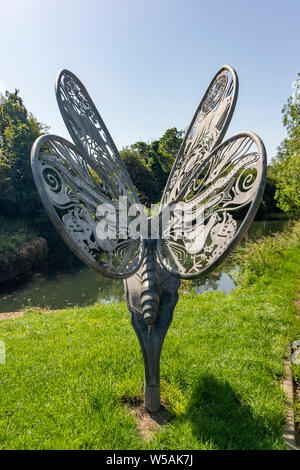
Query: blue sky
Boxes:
[{"xmin": 0, "ymin": 0, "xmax": 299, "ymax": 161}]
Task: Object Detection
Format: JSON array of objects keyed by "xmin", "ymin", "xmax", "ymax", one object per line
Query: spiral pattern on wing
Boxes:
[
  {"xmin": 42, "ymin": 167, "xmax": 62, "ymax": 193},
  {"xmin": 242, "ymin": 172, "xmax": 256, "ymax": 189}
]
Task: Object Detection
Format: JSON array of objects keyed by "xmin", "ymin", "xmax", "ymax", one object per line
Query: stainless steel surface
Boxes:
[{"xmin": 31, "ymin": 65, "xmax": 267, "ymax": 412}]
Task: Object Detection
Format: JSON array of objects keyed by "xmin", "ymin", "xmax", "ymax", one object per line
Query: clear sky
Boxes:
[{"xmin": 0, "ymin": 0, "xmax": 299, "ymax": 161}]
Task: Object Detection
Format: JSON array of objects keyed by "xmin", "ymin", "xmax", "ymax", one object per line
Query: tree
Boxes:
[
  {"xmin": 272, "ymin": 74, "xmax": 300, "ymax": 214},
  {"xmin": 0, "ymin": 90, "xmax": 48, "ymax": 221},
  {"xmin": 158, "ymin": 127, "xmax": 184, "ymax": 173},
  {"xmin": 120, "ymin": 128, "xmax": 184, "ymax": 205},
  {"xmin": 255, "ymin": 166, "xmax": 282, "ymax": 218},
  {"xmin": 120, "ymin": 147, "xmax": 161, "ymax": 204}
]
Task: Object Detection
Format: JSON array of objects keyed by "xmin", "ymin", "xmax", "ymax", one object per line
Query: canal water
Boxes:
[{"xmin": 0, "ymin": 219, "xmax": 293, "ymax": 313}]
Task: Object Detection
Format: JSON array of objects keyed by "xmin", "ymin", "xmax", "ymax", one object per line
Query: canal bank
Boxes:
[
  {"xmin": 0, "ymin": 218, "xmax": 294, "ymax": 313},
  {"xmin": 0, "ymin": 216, "xmax": 48, "ymax": 284}
]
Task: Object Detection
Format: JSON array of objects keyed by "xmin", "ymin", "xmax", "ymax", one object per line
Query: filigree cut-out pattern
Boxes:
[
  {"xmin": 57, "ymin": 70, "xmax": 138, "ymax": 206},
  {"xmin": 161, "ymin": 67, "xmax": 238, "ymax": 206},
  {"xmin": 31, "ymin": 65, "xmax": 266, "ymax": 280},
  {"xmin": 157, "ymin": 134, "xmax": 265, "ymax": 278},
  {"xmin": 33, "ymin": 136, "xmax": 143, "ymax": 277}
]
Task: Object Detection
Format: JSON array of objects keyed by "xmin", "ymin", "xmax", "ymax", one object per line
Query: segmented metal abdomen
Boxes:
[{"xmin": 141, "ymin": 241, "xmax": 161, "ymax": 326}]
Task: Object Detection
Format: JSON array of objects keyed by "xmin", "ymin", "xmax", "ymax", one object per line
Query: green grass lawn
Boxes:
[{"xmin": 0, "ymin": 223, "xmax": 300, "ymax": 450}]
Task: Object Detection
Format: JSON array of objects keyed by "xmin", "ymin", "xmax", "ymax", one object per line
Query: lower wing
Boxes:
[
  {"xmin": 157, "ymin": 132, "xmax": 267, "ymax": 279},
  {"xmin": 31, "ymin": 134, "xmax": 144, "ymax": 278}
]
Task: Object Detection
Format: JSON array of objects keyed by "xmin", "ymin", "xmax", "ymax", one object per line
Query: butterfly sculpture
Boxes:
[{"xmin": 31, "ymin": 65, "xmax": 266, "ymax": 411}]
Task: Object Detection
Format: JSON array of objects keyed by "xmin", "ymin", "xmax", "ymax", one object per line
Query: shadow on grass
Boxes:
[{"xmin": 187, "ymin": 374, "xmax": 281, "ymax": 450}]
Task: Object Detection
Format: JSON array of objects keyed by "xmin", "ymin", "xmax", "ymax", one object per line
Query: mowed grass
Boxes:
[{"xmin": 0, "ymin": 223, "xmax": 300, "ymax": 450}]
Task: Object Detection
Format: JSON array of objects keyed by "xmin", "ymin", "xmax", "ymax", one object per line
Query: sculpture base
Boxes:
[{"xmin": 144, "ymin": 384, "xmax": 160, "ymax": 413}]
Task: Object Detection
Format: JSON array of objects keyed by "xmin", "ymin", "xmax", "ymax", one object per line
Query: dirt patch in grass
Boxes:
[
  {"xmin": 0, "ymin": 311, "xmax": 25, "ymax": 320},
  {"xmin": 122, "ymin": 396, "xmax": 174, "ymax": 440},
  {"xmin": 0, "ymin": 308, "xmax": 54, "ymax": 320}
]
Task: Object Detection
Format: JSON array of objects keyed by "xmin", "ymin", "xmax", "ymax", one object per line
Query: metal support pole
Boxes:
[{"xmin": 124, "ymin": 255, "xmax": 180, "ymax": 413}]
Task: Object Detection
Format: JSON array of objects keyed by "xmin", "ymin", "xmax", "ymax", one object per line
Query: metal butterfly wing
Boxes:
[
  {"xmin": 31, "ymin": 66, "xmax": 266, "ymax": 281},
  {"xmin": 161, "ymin": 65, "xmax": 239, "ymax": 207},
  {"xmin": 157, "ymin": 66, "xmax": 267, "ymax": 279},
  {"xmin": 31, "ymin": 70, "xmax": 144, "ymax": 278}
]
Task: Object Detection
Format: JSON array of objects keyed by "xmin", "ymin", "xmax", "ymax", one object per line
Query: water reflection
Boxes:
[
  {"xmin": 0, "ymin": 268, "xmax": 124, "ymax": 313},
  {"xmin": 195, "ymin": 269, "xmax": 238, "ymax": 295}
]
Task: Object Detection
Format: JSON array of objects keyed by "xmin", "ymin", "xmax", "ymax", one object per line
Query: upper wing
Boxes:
[
  {"xmin": 31, "ymin": 134, "xmax": 144, "ymax": 278},
  {"xmin": 55, "ymin": 69, "xmax": 138, "ymax": 206},
  {"xmin": 161, "ymin": 65, "xmax": 238, "ymax": 207},
  {"xmin": 156, "ymin": 132, "xmax": 267, "ymax": 279}
]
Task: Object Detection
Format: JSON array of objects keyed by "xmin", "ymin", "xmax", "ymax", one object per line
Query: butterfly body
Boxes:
[
  {"xmin": 124, "ymin": 245, "xmax": 180, "ymax": 412},
  {"xmin": 140, "ymin": 239, "xmax": 161, "ymax": 326}
]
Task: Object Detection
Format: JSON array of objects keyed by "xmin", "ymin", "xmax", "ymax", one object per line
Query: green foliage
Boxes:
[
  {"xmin": 272, "ymin": 74, "xmax": 300, "ymax": 214},
  {"xmin": 158, "ymin": 127, "xmax": 184, "ymax": 173},
  {"xmin": 0, "ymin": 90, "xmax": 48, "ymax": 222},
  {"xmin": 120, "ymin": 146, "xmax": 162, "ymax": 205},
  {"xmin": 0, "ymin": 216, "xmax": 48, "ymax": 280},
  {"xmin": 256, "ymin": 166, "xmax": 282, "ymax": 218},
  {"xmin": 233, "ymin": 220, "xmax": 300, "ymax": 287},
  {"xmin": 0, "ymin": 90, "xmax": 67, "ymax": 254},
  {"xmin": 0, "ymin": 224, "xmax": 300, "ymax": 449},
  {"xmin": 292, "ymin": 363, "xmax": 300, "ymax": 386},
  {"xmin": 0, "ymin": 216, "xmax": 36, "ymax": 255},
  {"xmin": 120, "ymin": 128, "xmax": 183, "ymax": 205}
]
